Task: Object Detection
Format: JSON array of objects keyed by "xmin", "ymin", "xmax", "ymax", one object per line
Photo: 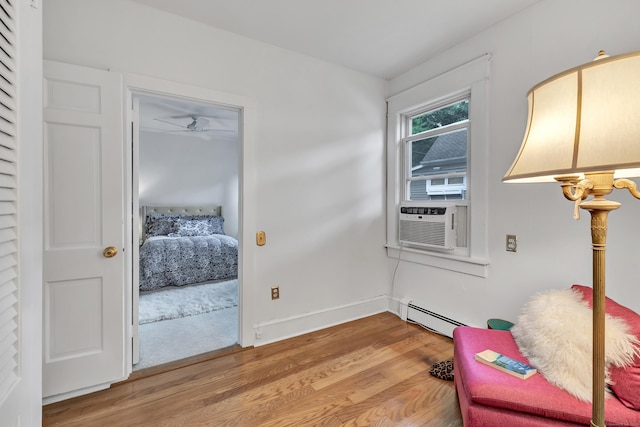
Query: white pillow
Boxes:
[{"xmin": 511, "ymin": 288, "xmax": 640, "ymax": 402}]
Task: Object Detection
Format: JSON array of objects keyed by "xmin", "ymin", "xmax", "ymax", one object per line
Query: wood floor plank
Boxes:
[
  {"xmin": 159, "ymin": 347, "xmax": 386, "ymax": 425},
  {"xmin": 346, "ymin": 349, "xmax": 434, "ymax": 404},
  {"xmin": 43, "ymin": 312, "xmax": 463, "ymax": 426}
]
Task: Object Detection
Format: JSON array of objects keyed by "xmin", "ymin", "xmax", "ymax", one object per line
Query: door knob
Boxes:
[{"xmin": 103, "ymin": 246, "xmax": 118, "ymax": 258}]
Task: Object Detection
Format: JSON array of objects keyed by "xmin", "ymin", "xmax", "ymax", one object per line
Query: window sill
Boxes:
[{"xmin": 386, "ymin": 244, "xmax": 489, "ymax": 277}]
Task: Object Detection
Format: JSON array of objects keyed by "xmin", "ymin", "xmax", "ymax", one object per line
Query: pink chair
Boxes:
[{"xmin": 453, "ymin": 285, "xmax": 640, "ymax": 426}]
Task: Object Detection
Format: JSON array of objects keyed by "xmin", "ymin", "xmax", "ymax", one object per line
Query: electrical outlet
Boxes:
[
  {"xmin": 271, "ymin": 285, "xmax": 280, "ymax": 300},
  {"xmin": 255, "ymin": 328, "xmax": 263, "ymax": 339},
  {"xmin": 506, "ymin": 234, "xmax": 517, "ymax": 252}
]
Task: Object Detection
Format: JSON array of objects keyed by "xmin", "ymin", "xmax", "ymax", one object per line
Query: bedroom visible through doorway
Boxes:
[{"xmin": 133, "ymin": 93, "xmax": 240, "ymax": 370}]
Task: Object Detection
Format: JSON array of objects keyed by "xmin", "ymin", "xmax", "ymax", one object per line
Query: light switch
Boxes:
[{"xmin": 256, "ymin": 231, "xmax": 266, "ymax": 246}]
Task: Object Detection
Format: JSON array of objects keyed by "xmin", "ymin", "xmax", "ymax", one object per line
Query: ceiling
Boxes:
[
  {"xmin": 134, "ymin": 0, "xmax": 541, "ymax": 136},
  {"xmin": 131, "ymin": 0, "xmax": 541, "ymax": 80},
  {"xmin": 138, "ymin": 94, "xmax": 239, "ymax": 141}
]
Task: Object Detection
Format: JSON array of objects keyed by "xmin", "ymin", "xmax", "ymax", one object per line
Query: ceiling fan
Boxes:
[{"xmin": 153, "ymin": 115, "xmax": 236, "ymax": 140}]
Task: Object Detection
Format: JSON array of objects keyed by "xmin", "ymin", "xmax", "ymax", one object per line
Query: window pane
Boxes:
[
  {"xmin": 410, "ymin": 100, "xmax": 468, "ymax": 135},
  {"xmin": 409, "ymin": 135, "xmax": 438, "ymax": 169},
  {"xmin": 410, "ymin": 128, "xmax": 467, "ymax": 179},
  {"xmin": 407, "ymin": 127, "xmax": 468, "ymax": 201}
]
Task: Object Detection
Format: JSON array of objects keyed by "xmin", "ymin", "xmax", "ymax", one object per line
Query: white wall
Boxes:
[
  {"xmin": 43, "ymin": 0, "xmax": 389, "ymax": 344},
  {"xmin": 139, "ymin": 131, "xmax": 239, "ymax": 237},
  {"xmin": 42, "ymin": 0, "xmax": 640, "ymax": 345},
  {"xmin": 388, "ymin": 0, "xmax": 640, "ymax": 327}
]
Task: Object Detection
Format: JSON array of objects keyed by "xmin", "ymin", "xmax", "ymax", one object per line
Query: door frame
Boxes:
[{"xmin": 123, "ymin": 74, "xmax": 257, "ymax": 372}]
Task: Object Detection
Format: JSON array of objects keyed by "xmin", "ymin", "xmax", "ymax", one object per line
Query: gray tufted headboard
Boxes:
[{"xmin": 139, "ymin": 204, "xmax": 222, "ymax": 243}]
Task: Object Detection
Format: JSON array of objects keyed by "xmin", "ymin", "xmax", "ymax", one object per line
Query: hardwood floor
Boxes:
[{"xmin": 43, "ymin": 312, "xmax": 463, "ymax": 426}]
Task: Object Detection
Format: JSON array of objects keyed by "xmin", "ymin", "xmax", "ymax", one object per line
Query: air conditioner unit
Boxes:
[{"xmin": 399, "ymin": 202, "xmax": 458, "ymax": 249}]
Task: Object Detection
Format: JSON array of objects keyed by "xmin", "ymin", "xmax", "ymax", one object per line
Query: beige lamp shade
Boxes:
[{"xmin": 503, "ymin": 51, "xmax": 640, "ymax": 183}]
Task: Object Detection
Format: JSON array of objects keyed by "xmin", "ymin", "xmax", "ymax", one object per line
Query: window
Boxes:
[
  {"xmin": 405, "ymin": 98, "xmax": 469, "ymax": 201},
  {"xmin": 385, "ymin": 55, "xmax": 490, "ymax": 276}
]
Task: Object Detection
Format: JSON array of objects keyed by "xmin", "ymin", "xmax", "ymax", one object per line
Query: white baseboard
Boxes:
[
  {"xmin": 42, "ymin": 381, "xmax": 112, "ymax": 405},
  {"xmin": 387, "ymin": 296, "xmax": 408, "ymax": 319},
  {"xmin": 253, "ymin": 295, "xmax": 389, "ymax": 346}
]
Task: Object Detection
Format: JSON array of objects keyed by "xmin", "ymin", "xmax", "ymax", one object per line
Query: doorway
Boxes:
[
  {"xmin": 130, "ymin": 90, "xmax": 241, "ymax": 370},
  {"xmin": 42, "ymin": 65, "xmax": 253, "ymax": 400}
]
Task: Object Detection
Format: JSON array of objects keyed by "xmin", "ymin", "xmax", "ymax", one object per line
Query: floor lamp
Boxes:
[{"xmin": 503, "ymin": 50, "xmax": 640, "ymax": 427}]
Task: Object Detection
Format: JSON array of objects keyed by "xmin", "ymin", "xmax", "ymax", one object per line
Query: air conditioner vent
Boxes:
[
  {"xmin": 399, "ymin": 202, "xmax": 462, "ymax": 249},
  {"xmin": 400, "ymin": 219, "xmax": 446, "ymax": 247}
]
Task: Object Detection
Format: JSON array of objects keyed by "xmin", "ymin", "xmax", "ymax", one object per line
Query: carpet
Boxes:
[
  {"xmin": 135, "ymin": 306, "xmax": 238, "ymax": 370},
  {"xmin": 139, "ymin": 279, "xmax": 238, "ymax": 324}
]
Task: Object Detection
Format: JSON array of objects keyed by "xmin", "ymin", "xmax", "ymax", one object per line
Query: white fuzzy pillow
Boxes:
[{"xmin": 511, "ymin": 288, "xmax": 640, "ymax": 402}]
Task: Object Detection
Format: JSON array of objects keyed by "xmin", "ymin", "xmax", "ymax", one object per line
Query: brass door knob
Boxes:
[{"xmin": 103, "ymin": 246, "xmax": 118, "ymax": 258}]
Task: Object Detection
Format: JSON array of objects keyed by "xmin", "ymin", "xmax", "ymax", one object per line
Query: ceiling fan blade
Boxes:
[
  {"xmin": 196, "ymin": 132, "xmax": 213, "ymax": 141},
  {"xmin": 202, "ymin": 129, "xmax": 237, "ymax": 133},
  {"xmin": 170, "ymin": 114, "xmax": 227, "ymax": 120},
  {"xmin": 163, "ymin": 129, "xmax": 213, "ymax": 140},
  {"xmin": 154, "ymin": 118, "xmax": 186, "ymax": 129},
  {"xmin": 164, "ymin": 128, "xmax": 235, "ymax": 134},
  {"xmin": 195, "ymin": 117, "xmax": 210, "ymax": 128}
]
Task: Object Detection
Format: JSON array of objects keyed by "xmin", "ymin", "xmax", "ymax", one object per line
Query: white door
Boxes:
[{"xmin": 42, "ymin": 60, "xmax": 126, "ymax": 400}]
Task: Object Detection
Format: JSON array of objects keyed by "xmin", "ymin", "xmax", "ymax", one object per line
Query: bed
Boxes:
[{"xmin": 138, "ymin": 205, "xmax": 238, "ymax": 292}]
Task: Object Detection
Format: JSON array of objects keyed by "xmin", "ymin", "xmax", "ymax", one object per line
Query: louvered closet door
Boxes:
[
  {"xmin": 0, "ymin": 0, "xmax": 17, "ymax": 407},
  {"xmin": 43, "ymin": 60, "xmax": 126, "ymax": 400}
]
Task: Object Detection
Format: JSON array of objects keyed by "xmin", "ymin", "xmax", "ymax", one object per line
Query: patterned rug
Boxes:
[{"xmin": 139, "ymin": 279, "xmax": 238, "ymax": 324}]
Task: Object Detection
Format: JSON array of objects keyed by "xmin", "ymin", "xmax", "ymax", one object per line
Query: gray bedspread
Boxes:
[{"xmin": 139, "ymin": 234, "xmax": 238, "ymax": 291}]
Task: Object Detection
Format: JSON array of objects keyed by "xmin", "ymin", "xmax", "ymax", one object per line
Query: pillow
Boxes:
[
  {"xmin": 571, "ymin": 284, "xmax": 640, "ymax": 410},
  {"xmin": 168, "ymin": 215, "xmax": 225, "ymax": 237},
  {"xmin": 145, "ymin": 214, "xmax": 181, "ymax": 237},
  {"xmin": 511, "ymin": 288, "xmax": 639, "ymax": 402}
]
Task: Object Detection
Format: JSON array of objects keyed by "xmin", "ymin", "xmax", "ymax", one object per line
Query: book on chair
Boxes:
[{"xmin": 474, "ymin": 349, "xmax": 537, "ymax": 379}]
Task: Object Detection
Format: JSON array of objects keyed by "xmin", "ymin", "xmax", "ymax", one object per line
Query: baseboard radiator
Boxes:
[{"xmin": 401, "ymin": 299, "xmax": 465, "ymax": 338}]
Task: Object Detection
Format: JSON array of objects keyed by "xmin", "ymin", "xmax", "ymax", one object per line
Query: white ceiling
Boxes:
[
  {"xmin": 135, "ymin": 0, "xmax": 541, "ymax": 136},
  {"xmin": 131, "ymin": 0, "xmax": 541, "ymax": 80}
]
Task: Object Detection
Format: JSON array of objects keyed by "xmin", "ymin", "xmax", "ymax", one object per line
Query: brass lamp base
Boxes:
[{"xmin": 556, "ymin": 171, "xmax": 629, "ymax": 427}]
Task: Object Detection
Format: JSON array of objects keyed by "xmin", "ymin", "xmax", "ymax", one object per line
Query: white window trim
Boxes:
[{"xmin": 386, "ymin": 54, "xmax": 491, "ymax": 277}]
